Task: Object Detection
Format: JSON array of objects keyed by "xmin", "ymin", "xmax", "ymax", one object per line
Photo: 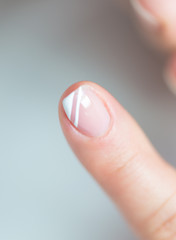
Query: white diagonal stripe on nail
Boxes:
[{"xmin": 74, "ymin": 86, "xmax": 83, "ymax": 127}]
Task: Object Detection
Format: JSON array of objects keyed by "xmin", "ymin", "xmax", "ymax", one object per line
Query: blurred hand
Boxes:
[
  {"xmin": 117, "ymin": 0, "xmax": 176, "ymax": 94},
  {"xmin": 59, "ymin": 81, "xmax": 176, "ymax": 240}
]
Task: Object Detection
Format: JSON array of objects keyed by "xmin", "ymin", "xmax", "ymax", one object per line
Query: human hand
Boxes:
[
  {"xmin": 59, "ymin": 81, "xmax": 176, "ymax": 240},
  {"xmin": 117, "ymin": 0, "xmax": 176, "ymax": 94}
]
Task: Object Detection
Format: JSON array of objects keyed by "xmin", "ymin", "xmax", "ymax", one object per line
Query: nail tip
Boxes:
[{"xmin": 62, "ymin": 84, "xmax": 111, "ymax": 138}]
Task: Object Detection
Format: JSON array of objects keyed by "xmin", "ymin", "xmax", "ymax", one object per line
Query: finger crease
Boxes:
[
  {"xmin": 143, "ymin": 191, "xmax": 176, "ymax": 227},
  {"xmin": 109, "ymin": 152, "xmax": 139, "ymax": 177},
  {"xmin": 153, "ymin": 212, "xmax": 176, "ymax": 238}
]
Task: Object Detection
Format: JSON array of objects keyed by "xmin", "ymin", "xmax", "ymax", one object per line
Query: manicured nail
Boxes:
[
  {"xmin": 62, "ymin": 85, "xmax": 111, "ymax": 137},
  {"xmin": 130, "ymin": 0, "xmax": 159, "ymax": 30},
  {"xmin": 164, "ymin": 57, "xmax": 176, "ymax": 95}
]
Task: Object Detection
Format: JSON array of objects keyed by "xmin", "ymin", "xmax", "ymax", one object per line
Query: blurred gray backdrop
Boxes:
[{"xmin": 0, "ymin": 0, "xmax": 176, "ymax": 239}]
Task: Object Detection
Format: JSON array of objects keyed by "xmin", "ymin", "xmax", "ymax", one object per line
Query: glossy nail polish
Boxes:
[{"xmin": 62, "ymin": 85, "xmax": 111, "ymax": 137}]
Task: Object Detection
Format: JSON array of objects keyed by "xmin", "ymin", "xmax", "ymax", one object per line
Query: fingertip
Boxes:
[
  {"xmin": 130, "ymin": 0, "xmax": 176, "ymax": 52},
  {"xmin": 59, "ymin": 81, "xmax": 118, "ymax": 140}
]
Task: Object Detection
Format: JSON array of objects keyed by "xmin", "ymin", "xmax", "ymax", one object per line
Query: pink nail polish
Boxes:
[{"xmin": 62, "ymin": 85, "xmax": 111, "ymax": 137}]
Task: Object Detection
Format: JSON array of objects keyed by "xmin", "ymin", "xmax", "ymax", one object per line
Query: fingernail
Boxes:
[
  {"xmin": 62, "ymin": 85, "xmax": 111, "ymax": 137},
  {"xmin": 130, "ymin": 0, "xmax": 159, "ymax": 30},
  {"xmin": 164, "ymin": 57, "xmax": 176, "ymax": 95}
]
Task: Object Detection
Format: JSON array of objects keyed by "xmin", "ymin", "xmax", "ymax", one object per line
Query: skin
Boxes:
[
  {"xmin": 122, "ymin": 0, "xmax": 176, "ymax": 78},
  {"xmin": 59, "ymin": 1, "xmax": 176, "ymax": 239},
  {"xmin": 59, "ymin": 81, "xmax": 176, "ymax": 240}
]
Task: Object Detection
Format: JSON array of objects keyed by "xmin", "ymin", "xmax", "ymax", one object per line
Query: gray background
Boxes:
[{"xmin": 0, "ymin": 0, "xmax": 176, "ymax": 239}]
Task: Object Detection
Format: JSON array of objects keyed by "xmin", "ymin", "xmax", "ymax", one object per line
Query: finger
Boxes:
[
  {"xmin": 164, "ymin": 54, "xmax": 176, "ymax": 95},
  {"xmin": 59, "ymin": 81, "xmax": 176, "ymax": 239},
  {"xmin": 129, "ymin": 0, "xmax": 176, "ymax": 52}
]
